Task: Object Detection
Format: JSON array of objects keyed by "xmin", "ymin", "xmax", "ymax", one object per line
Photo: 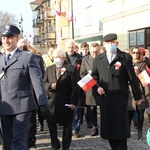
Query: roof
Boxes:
[{"xmin": 30, "ymin": 0, "xmax": 42, "ymax": 4}]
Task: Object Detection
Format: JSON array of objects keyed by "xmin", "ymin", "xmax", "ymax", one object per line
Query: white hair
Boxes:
[
  {"xmin": 53, "ymin": 48, "xmax": 66, "ymax": 58},
  {"xmin": 17, "ymin": 38, "xmax": 29, "ymax": 47},
  {"xmin": 65, "ymin": 39, "xmax": 75, "ymax": 47}
]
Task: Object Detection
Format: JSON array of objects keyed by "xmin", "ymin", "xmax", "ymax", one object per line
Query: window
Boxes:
[
  {"xmin": 85, "ymin": 6, "xmax": 92, "ymax": 27},
  {"xmin": 129, "ymin": 27, "xmax": 150, "ymax": 49}
]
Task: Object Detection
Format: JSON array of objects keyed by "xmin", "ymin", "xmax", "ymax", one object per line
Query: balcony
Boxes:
[
  {"xmin": 32, "ymin": 17, "xmax": 42, "ymax": 27},
  {"xmin": 41, "ymin": 33, "xmax": 45, "ymax": 42},
  {"xmin": 33, "ymin": 35, "xmax": 41, "ymax": 45},
  {"xmin": 40, "ymin": 13, "xmax": 44, "ymax": 22},
  {"xmin": 44, "ymin": 10, "xmax": 55, "ymax": 21},
  {"xmin": 45, "ymin": 32, "xmax": 56, "ymax": 40}
]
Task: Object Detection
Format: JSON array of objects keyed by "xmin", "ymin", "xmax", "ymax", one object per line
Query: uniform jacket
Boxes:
[
  {"xmin": 0, "ymin": 49, "xmax": 48, "ymax": 115},
  {"xmin": 80, "ymin": 54, "xmax": 97, "ymax": 106},
  {"xmin": 35, "ymin": 54, "xmax": 45, "ymax": 78},
  {"xmin": 43, "ymin": 61, "xmax": 79, "ymax": 124},
  {"xmin": 91, "ymin": 49, "xmax": 142, "ymax": 140}
]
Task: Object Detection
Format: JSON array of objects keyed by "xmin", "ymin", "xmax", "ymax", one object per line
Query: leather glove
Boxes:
[{"xmin": 40, "ymin": 105, "xmax": 50, "ymax": 120}]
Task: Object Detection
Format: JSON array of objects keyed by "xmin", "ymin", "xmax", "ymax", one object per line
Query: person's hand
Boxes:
[
  {"xmin": 97, "ymin": 87, "xmax": 105, "ymax": 95},
  {"xmin": 69, "ymin": 104, "xmax": 76, "ymax": 110},
  {"xmin": 136, "ymin": 99, "xmax": 143, "ymax": 105},
  {"xmin": 51, "ymin": 83, "xmax": 56, "ymax": 89},
  {"xmin": 40, "ymin": 105, "xmax": 50, "ymax": 120}
]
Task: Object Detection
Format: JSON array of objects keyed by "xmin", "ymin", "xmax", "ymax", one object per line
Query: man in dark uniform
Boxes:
[
  {"xmin": 0, "ymin": 25, "xmax": 50, "ymax": 150},
  {"xmin": 91, "ymin": 33, "xmax": 142, "ymax": 150}
]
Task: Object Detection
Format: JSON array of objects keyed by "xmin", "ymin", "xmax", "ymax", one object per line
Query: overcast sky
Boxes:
[{"xmin": 0, "ymin": 0, "xmax": 33, "ymax": 41}]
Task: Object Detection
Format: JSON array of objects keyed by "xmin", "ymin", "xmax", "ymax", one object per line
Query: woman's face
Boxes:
[{"xmin": 131, "ymin": 48, "xmax": 140, "ymax": 60}]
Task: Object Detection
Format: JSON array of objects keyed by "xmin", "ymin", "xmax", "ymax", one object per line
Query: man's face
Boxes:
[
  {"xmin": 104, "ymin": 40, "xmax": 118, "ymax": 53},
  {"xmin": 1, "ymin": 36, "xmax": 18, "ymax": 52},
  {"xmin": 66, "ymin": 41, "xmax": 75, "ymax": 55},
  {"xmin": 81, "ymin": 47, "xmax": 89, "ymax": 56},
  {"xmin": 48, "ymin": 47, "xmax": 54, "ymax": 57},
  {"xmin": 90, "ymin": 47, "xmax": 100, "ymax": 58}
]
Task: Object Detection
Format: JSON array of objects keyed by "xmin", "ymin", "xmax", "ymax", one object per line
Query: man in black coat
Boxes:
[
  {"xmin": 44, "ymin": 48, "xmax": 79, "ymax": 150},
  {"xmin": 65, "ymin": 39, "xmax": 83, "ymax": 138},
  {"xmin": 91, "ymin": 33, "xmax": 142, "ymax": 150}
]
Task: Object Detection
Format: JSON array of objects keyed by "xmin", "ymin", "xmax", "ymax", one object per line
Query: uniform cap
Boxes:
[
  {"xmin": 103, "ymin": 33, "xmax": 117, "ymax": 42},
  {"xmin": 2, "ymin": 25, "xmax": 20, "ymax": 37}
]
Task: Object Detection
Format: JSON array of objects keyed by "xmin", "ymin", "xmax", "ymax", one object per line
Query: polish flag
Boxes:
[{"xmin": 77, "ymin": 74, "xmax": 96, "ymax": 92}]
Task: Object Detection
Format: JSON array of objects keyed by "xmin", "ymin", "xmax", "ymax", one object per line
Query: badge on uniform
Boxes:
[{"xmin": 0, "ymin": 72, "xmax": 4, "ymax": 80}]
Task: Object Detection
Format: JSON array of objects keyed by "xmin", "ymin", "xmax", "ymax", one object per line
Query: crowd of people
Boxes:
[{"xmin": 0, "ymin": 24, "xmax": 150, "ymax": 150}]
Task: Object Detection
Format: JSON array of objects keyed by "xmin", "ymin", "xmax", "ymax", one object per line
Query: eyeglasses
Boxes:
[{"xmin": 132, "ymin": 52, "xmax": 140, "ymax": 54}]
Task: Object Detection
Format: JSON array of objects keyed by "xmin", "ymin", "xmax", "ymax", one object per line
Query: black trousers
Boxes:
[
  {"xmin": 38, "ymin": 108, "xmax": 44, "ymax": 128},
  {"xmin": 85, "ymin": 106, "xmax": 98, "ymax": 127},
  {"xmin": 108, "ymin": 139, "xmax": 127, "ymax": 150},
  {"xmin": 28, "ymin": 110, "xmax": 37, "ymax": 146},
  {"xmin": 47, "ymin": 121, "xmax": 72, "ymax": 149}
]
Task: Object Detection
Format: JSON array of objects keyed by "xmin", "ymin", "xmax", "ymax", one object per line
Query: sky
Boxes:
[{"xmin": 0, "ymin": 0, "xmax": 33, "ymax": 42}]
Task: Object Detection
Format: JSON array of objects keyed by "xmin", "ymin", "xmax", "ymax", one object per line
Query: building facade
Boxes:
[{"xmin": 30, "ymin": 0, "xmax": 150, "ymax": 53}]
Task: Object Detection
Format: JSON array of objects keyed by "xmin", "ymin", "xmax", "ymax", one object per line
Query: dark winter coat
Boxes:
[
  {"xmin": 91, "ymin": 49, "xmax": 142, "ymax": 140},
  {"xmin": 43, "ymin": 61, "xmax": 79, "ymax": 124},
  {"xmin": 133, "ymin": 61, "xmax": 150, "ymax": 110}
]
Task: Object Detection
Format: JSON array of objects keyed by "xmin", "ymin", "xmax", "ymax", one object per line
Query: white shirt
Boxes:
[{"xmin": 106, "ymin": 51, "xmax": 117, "ymax": 64}]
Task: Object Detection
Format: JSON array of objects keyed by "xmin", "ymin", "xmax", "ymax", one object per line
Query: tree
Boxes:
[{"xmin": 0, "ymin": 11, "xmax": 18, "ymax": 35}]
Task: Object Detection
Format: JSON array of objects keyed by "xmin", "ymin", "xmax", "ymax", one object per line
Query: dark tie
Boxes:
[{"xmin": 5, "ymin": 54, "xmax": 11, "ymax": 64}]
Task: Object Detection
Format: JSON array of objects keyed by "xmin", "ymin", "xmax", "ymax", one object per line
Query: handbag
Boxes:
[{"xmin": 146, "ymin": 65, "xmax": 150, "ymax": 76}]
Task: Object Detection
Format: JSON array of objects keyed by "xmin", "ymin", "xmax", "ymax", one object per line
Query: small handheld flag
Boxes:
[{"xmin": 77, "ymin": 74, "xmax": 96, "ymax": 92}]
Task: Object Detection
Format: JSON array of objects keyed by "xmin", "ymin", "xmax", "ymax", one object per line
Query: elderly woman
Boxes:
[{"xmin": 44, "ymin": 48, "xmax": 79, "ymax": 150}]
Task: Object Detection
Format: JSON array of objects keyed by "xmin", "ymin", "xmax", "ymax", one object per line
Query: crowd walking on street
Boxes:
[{"xmin": 0, "ymin": 25, "xmax": 150, "ymax": 150}]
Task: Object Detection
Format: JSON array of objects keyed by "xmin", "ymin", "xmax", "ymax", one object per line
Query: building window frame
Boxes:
[
  {"xmin": 85, "ymin": 6, "xmax": 92, "ymax": 27},
  {"xmin": 129, "ymin": 27, "xmax": 150, "ymax": 50}
]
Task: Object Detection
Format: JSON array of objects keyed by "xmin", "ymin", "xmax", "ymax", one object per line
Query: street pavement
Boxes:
[{"xmin": 0, "ymin": 107, "xmax": 150, "ymax": 150}]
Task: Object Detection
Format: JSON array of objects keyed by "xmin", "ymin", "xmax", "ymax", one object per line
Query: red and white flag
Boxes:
[{"xmin": 77, "ymin": 74, "xmax": 96, "ymax": 92}]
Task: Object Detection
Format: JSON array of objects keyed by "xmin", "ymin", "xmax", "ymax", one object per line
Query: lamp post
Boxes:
[{"xmin": 71, "ymin": 0, "xmax": 74, "ymax": 39}]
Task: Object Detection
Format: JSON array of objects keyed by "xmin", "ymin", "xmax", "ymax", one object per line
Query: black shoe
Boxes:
[
  {"xmin": 50, "ymin": 146, "xmax": 60, "ymax": 150},
  {"xmin": 28, "ymin": 139, "xmax": 36, "ymax": 148},
  {"xmin": 72, "ymin": 132, "xmax": 80, "ymax": 138},
  {"xmin": 138, "ymin": 130, "xmax": 143, "ymax": 140},
  {"xmin": 28, "ymin": 143, "xmax": 35, "ymax": 148},
  {"xmin": 91, "ymin": 128, "xmax": 98, "ymax": 136},
  {"xmin": 40, "ymin": 127, "xmax": 44, "ymax": 131}
]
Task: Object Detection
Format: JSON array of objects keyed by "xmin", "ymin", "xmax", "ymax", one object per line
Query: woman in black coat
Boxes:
[{"xmin": 44, "ymin": 48, "xmax": 79, "ymax": 150}]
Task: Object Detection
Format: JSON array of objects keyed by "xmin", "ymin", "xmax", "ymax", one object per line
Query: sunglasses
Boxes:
[{"xmin": 132, "ymin": 52, "xmax": 140, "ymax": 54}]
